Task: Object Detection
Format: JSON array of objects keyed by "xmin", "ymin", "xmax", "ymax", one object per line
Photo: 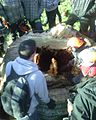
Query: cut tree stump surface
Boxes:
[{"xmin": 1, "ymin": 32, "xmax": 75, "ymax": 120}]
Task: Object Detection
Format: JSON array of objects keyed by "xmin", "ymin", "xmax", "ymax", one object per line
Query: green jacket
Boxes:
[
  {"xmin": 70, "ymin": 77, "xmax": 96, "ymax": 120},
  {"xmin": 71, "ymin": 0, "xmax": 96, "ymax": 18}
]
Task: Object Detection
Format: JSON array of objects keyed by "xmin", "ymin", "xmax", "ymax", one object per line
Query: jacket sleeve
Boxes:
[
  {"xmin": 35, "ymin": 70, "xmax": 50, "ymax": 103},
  {"xmin": 84, "ymin": 0, "xmax": 96, "ymax": 18},
  {"xmin": 70, "ymin": 93, "xmax": 90, "ymax": 120},
  {"xmin": 5, "ymin": 61, "xmax": 13, "ymax": 77}
]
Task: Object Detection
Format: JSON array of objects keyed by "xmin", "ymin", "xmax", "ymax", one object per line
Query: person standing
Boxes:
[
  {"xmin": 44, "ymin": 0, "xmax": 60, "ymax": 29},
  {"xmin": 0, "ymin": 0, "xmax": 28, "ymax": 40},
  {"xmin": 43, "ymin": 1, "xmax": 62, "ymax": 27},
  {"xmin": 0, "ymin": 0, "xmax": 24, "ymax": 26},
  {"xmin": 65, "ymin": 0, "xmax": 96, "ymax": 38},
  {"xmin": 21, "ymin": 0, "xmax": 44, "ymax": 33}
]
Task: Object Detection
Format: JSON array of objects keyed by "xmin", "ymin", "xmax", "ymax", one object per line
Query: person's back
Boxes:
[{"xmin": 1, "ymin": 39, "xmax": 56, "ymax": 120}]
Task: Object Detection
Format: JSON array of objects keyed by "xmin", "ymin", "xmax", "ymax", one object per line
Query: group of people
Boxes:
[
  {"xmin": 0, "ymin": 0, "xmax": 96, "ymax": 38},
  {"xmin": 0, "ymin": 0, "xmax": 44, "ymax": 36},
  {"xmin": 0, "ymin": 0, "xmax": 96, "ymax": 120},
  {"xmin": 0, "ymin": 0, "xmax": 61, "ymax": 37},
  {"xmin": 1, "ymin": 37, "xmax": 96, "ymax": 120},
  {"xmin": 0, "ymin": 0, "xmax": 96, "ymax": 57},
  {"xmin": 63, "ymin": 36, "xmax": 96, "ymax": 120},
  {"xmin": 0, "ymin": 0, "xmax": 62, "ymax": 56}
]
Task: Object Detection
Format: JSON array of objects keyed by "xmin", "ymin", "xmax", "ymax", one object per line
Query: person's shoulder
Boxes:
[
  {"xmin": 28, "ymin": 70, "xmax": 46, "ymax": 84},
  {"xmin": 29, "ymin": 69, "xmax": 44, "ymax": 77},
  {"xmin": 78, "ymin": 77, "xmax": 96, "ymax": 93},
  {"xmin": 6, "ymin": 61, "xmax": 13, "ymax": 68},
  {"xmin": 35, "ymin": 70, "xmax": 44, "ymax": 76},
  {"xmin": 33, "ymin": 70, "xmax": 45, "ymax": 80}
]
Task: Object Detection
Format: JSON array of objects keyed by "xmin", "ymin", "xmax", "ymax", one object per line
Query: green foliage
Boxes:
[
  {"xmin": 4, "ymin": 33, "xmax": 13, "ymax": 42},
  {"xmin": 41, "ymin": 0, "xmax": 80, "ymax": 31},
  {"xmin": 59, "ymin": 0, "xmax": 71, "ymax": 22},
  {"xmin": 41, "ymin": 0, "xmax": 71, "ymax": 30}
]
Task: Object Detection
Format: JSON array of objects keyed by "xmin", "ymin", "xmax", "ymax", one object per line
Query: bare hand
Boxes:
[{"xmin": 67, "ymin": 99, "xmax": 73, "ymax": 116}]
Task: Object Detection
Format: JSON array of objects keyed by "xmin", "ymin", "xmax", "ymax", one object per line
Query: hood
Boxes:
[{"xmin": 12, "ymin": 57, "xmax": 38, "ymax": 75}]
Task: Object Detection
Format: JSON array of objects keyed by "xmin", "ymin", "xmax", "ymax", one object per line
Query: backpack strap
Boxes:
[{"xmin": 7, "ymin": 65, "xmax": 21, "ymax": 81}]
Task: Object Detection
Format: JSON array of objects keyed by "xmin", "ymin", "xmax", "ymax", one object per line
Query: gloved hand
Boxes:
[{"xmin": 47, "ymin": 98, "xmax": 56, "ymax": 109}]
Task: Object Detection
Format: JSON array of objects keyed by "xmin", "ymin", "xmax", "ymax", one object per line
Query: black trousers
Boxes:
[
  {"xmin": 66, "ymin": 14, "xmax": 95, "ymax": 37},
  {"xmin": 46, "ymin": 8, "xmax": 57, "ymax": 29}
]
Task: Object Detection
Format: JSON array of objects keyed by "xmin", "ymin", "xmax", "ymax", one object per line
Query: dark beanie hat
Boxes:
[{"xmin": 18, "ymin": 39, "xmax": 36, "ymax": 59}]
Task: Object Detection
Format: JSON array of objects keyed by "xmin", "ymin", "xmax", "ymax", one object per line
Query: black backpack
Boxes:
[{"xmin": 1, "ymin": 66, "xmax": 31, "ymax": 119}]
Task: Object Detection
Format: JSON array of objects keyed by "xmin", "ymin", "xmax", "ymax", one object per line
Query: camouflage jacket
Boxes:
[{"xmin": 70, "ymin": 77, "xmax": 96, "ymax": 120}]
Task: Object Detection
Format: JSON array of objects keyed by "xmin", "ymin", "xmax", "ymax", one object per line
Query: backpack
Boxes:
[{"xmin": 1, "ymin": 66, "xmax": 31, "ymax": 119}]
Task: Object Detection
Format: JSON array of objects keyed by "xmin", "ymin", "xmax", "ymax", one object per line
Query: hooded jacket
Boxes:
[
  {"xmin": 5, "ymin": 57, "xmax": 50, "ymax": 114},
  {"xmin": 70, "ymin": 77, "xmax": 96, "ymax": 120}
]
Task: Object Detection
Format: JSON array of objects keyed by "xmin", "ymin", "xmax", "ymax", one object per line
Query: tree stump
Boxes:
[{"xmin": 2, "ymin": 32, "xmax": 80, "ymax": 120}]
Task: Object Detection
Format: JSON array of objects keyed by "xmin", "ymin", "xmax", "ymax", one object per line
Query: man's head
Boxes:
[
  {"xmin": 18, "ymin": 39, "xmax": 36, "ymax": 60},
  {"xmin": 67, "ymin": 37, "xmax": 85, "ymax": 49},
  {"xmin": 78, "ymin": 48, "xmax": 96, "ymax": 77},
  {"xmin": 78, "ymin": 48, "xmax": 96, "ymax": 66}
]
